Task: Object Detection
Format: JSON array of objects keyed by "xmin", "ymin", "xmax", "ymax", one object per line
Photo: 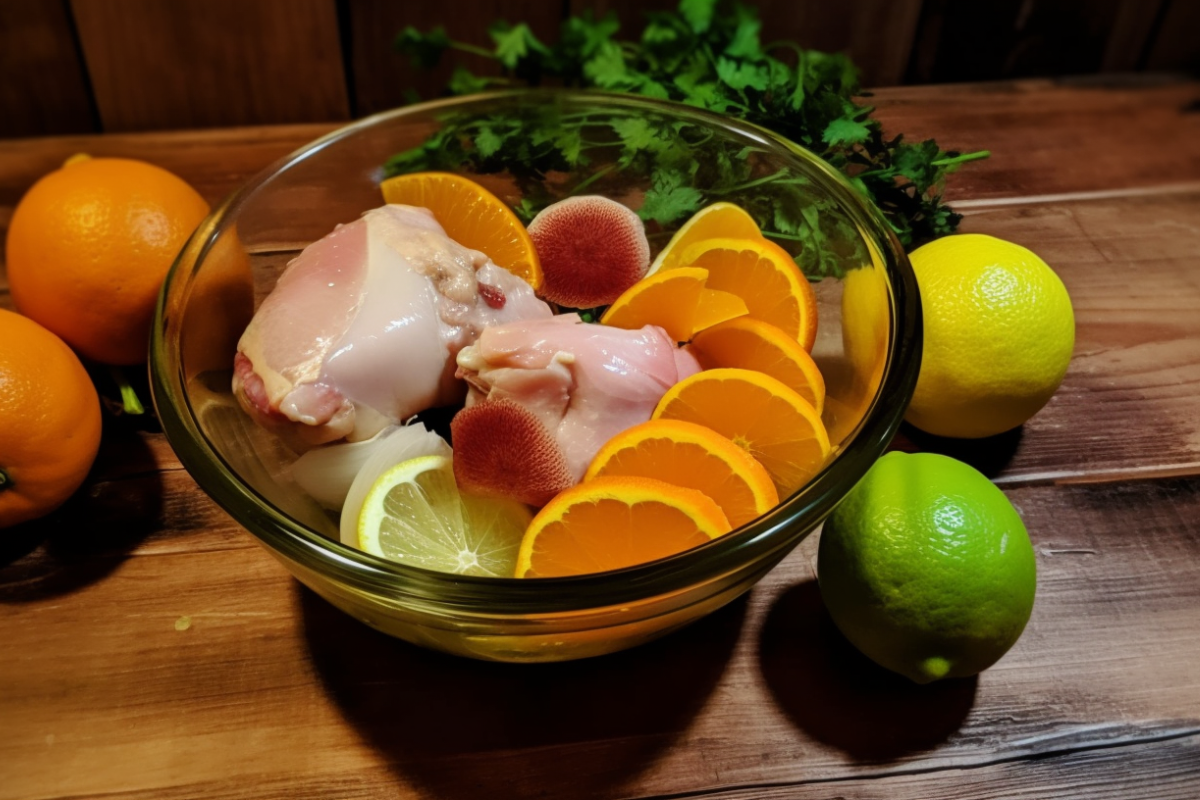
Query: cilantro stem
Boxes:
[
  {"xmin": 558, "ymin": 112, "xmax": 610, "ymax": 122},
  {"xmin": 765, "ymin": 41, "xmax": 805, "ymax": 57},
  {"xmin": 569, "ymin": 165, "xmax": 615, "ymax": 196},
  {"xmin": 710, "ymin": 168, "xmax": 790, "ymax": 195},
  {"xmin": 766, "ymin": 40, "xmax": 807, "ymax": 106},
  {"xmin": 391, "ymin": 3, "xmax": 987, "ymax": 266},
  {"xmin": 932, "ymin": 150, "xmax": 991, "ymax": 167},
  {"xmin": 447, "ymin": 42, "xmax": 496, "ymax": 60},
  {"xmin": 0, "ymin": 467, "xmax": 10, "ymax": 492},
  {"xmin": 109, "ymin": 366, "xmax": 145, "ymax": 416}
]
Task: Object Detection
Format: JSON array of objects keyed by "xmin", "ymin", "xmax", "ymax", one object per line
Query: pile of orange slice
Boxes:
[
  {"xmin": 517, "ymin": 202, "xmax": 834, "ymax": 578},
  {"xmin": 372, "ymin": 178, "xmax": 832, "ymax": 579},
  {"xmin": 601, "ymin": 201, "xmax": 818, "ymax": 350}
]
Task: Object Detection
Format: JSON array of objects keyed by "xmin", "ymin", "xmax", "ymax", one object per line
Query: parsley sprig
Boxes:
[{"xmin": 389, "ymin": 0, "xmax": 988, "ymax": 276}]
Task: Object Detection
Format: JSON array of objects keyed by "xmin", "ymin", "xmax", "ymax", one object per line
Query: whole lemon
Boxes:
[
  {"xmin": 6, "ymin": 155, "xmax": 209, "ymax": 365},
  {"xmin": 905, "ymin": 234, "xmax": 1074, "ymax": 439},
  {"xmin": 818, "ymin": 451, "xmax": 1036, "ymax": 683}
]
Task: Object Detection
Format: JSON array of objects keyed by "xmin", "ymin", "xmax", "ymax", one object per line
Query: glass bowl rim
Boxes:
[{"xmin": 150, "ymin": 88, "xmax": 921, "ymax": 614}]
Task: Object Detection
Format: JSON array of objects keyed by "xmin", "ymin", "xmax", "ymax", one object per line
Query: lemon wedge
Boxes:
[{"xmin": 357, "ymin": 455, "xmax": 531, "ymax": 577}]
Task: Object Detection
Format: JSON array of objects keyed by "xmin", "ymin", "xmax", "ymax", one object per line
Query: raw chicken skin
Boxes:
[
  {"xmin": 456, "ymin": 315, "xmax": 701, "ymax": 481},
  {"xmin": 234, "ymin": 204, "xmax": 551, "ymax": 449}
]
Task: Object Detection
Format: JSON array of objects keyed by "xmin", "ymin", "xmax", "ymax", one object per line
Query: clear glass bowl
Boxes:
[{"xmin": 150, "ymin": 91, "xmax": 920, "ymax": 662}]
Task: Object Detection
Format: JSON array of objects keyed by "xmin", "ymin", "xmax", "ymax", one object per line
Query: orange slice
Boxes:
[
  {"xmin": 693, "ymin": 286, "xmax": 750, "ymax": 335},
  {"xmin": 648, "ymin": 202, "xmax": 761, "ymax": 275},
  {"xmin": 675, "ymin": 237, "xmax": 818, "ymax": 351},
  {"xmin": 380, "ymin": 171, "xmax": 542, "ymax": 289},
  {"xmin": 690, "ymin": 317, "xmax": 826, "ymax": 415},
  {"xmin": 599, "ymin": 267, "xmax": 747, "ymax": 341},
  {"xmin": 652, "ymin": 368, "xmax": 831, "ymax": 498},
  {"xmin": 515, "ymin": 476, "xmax": 731, "ymax": 578},
  {"xmin": 585, "ymin": 419, "xmax": 778, "ymax": 528}
]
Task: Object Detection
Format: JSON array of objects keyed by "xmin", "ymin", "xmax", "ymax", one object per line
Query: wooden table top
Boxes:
[{"xmin": 3, "ymin": 78, "xmax": 1200, "ymax": 800}]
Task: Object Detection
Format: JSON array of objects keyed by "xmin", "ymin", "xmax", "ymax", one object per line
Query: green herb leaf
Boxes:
[
  {"xmin": 395, "ymin": 25, "xmax": 451, "ymax": 69},
  {"xmin": 823, "ymin": 116, "xmax": 871, "ymax": 147},
  {"xmin": 489, "ymin": 21, "xmax": 550, "ymax": 69},
  {"xmin": 640, "ymin": 169, "xmax": 704, "ymax": 225},
  {"xmin": 724, "ymin": 9, "xmax": 762, "ymax": 58},
  {"xmin": 448, "ymin": 67, "xmax": 492, "ymax": 96},
  {"xmin": 679, "ymin": 0, "xmax": 717, "ymax": 34},
  {"xmin": 385, "ymin": 0, "xmax": 987, "ymax": 275}
]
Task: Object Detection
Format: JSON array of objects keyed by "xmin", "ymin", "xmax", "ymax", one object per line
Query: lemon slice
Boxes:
[{"xmin": 357, "ymin": 455, "xmax": 532, "ymax": 577}]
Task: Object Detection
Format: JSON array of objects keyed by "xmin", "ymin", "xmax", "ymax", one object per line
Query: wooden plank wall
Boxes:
[{"xmin": 1, "ymin": 0, "xmax": 1198, "ymax": 139}]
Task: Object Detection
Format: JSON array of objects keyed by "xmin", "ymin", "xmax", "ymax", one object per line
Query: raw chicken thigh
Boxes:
[
  {"xmin": 455, "ymin": 314, "xmax": 701, "ymax": 482},
  {"xmin": 234, "ymin": 204, "xmax": 551, "ymax": 450}
]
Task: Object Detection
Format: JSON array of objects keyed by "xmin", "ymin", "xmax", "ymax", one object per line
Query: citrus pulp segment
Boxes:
[
  {"xmin": 693, "ymin": 288, "xmax": 751, "ymax": 335},
  {"xmin": 648, "ymin": 202, "xmax": 762, "ymax": 275},
  {"xmin": 584, "ymin": 419, "xmax": 778, "ymax": 528},
  {"xmin": 357, "ymin": 455, "xmax": 532, "ymax": 577},
  {"xmin": 690, "ymin": 317, "xmax": 826, "ymax": 414},
  {"xmin": 675, "ymin": 237, "xmax": 817, "ymax": 351},
  {"xmin": 652, "ymin": 368, "xmax": 830, "ymax": 497},
  {"xmin": 379, "ymin": 171, "xmax": 542, "ymax": 290},
  {"xmin": 599, "ymin": 267, "xmax": 748, "ymax": 341},
  {"xmin": 600, "ymin": 267, "xmax": 709, "ymax": 341},
  {"xmin": 515, "ymin": 476, "xmax": 732, "ymax": 578}
]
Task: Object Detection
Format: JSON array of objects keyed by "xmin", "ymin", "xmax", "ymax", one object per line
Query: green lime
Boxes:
[
  {"xmin": 817, "ymin": 451, "xmax": 1036, "ymax": 683},
  {"xmin": 357, "ymin": 455, "xmax": 532, "ymax": 577}
]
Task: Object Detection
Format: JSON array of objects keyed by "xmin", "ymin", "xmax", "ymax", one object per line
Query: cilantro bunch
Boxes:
[{"xmin": 388, "ymin": 0, "xmax": 987, "ymax": 275}]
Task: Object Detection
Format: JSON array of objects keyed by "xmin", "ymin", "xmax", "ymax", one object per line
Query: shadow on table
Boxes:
[
  {"xmin": 893, "ymin": 422, "xmax": 1024, "ymax": 478},
  {"xmin": 0, "ymin": 422, "xmax": 161, "ymax": 602},
  {"xmin": 759, "ymin": 580, "xmax": 977, "ymax": 762},
  {"xmin": 300, "ymin": 585, "xmax": 745, "ymax": 800}
]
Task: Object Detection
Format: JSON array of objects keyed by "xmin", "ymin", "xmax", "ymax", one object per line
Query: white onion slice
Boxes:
[
  {"xmin": 292, "ymin": 427, "xmax": 397, "ymax": 510},
  {"xmin": 338, "ymin": 422, "xmax": 452, "ymax": 546}
]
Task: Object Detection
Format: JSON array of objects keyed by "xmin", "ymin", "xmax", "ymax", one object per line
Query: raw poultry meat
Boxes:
[
  {"xmin": 233, "ymin": 204, "xmax": 551, "ymax": 450},
  {"xmin": 455, "ymin": 314, "xmax": 701, "ymax": 481}
]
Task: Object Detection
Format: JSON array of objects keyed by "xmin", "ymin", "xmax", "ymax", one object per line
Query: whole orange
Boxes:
[
  {"xmin": 6, "ymin": 155, "xmax": 210, "ymax": 365},
  {"xmin": 0, "ymin": 310, "xmax": 103, "ymax": 528}
]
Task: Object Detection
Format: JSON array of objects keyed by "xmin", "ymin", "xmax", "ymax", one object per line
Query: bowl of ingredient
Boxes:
[{"xmin": 150, "ymin": 90, "xmax": 920, "ymax": 662}]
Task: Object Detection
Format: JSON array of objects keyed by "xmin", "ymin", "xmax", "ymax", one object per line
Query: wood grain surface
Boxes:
[
  {"xmin": 0, "ymin": 0, "xmax": 96, "ymax": 138},
  {"xmin": 3, "ymin": 478, "xmax": 1199, "ymax": 799},
  {"xmin": 346, "ymin": 0, "xmax": 564, "ymax": 116},
  {"xmin": 3, "ymin": 79, "xmax": 1200, "ymax": 799},
  {"xmin": 1144, "ymin": 0, "xmax": 1200, "ymax": 73},
  {"xmin": 4, "ymin": 0, "xmax": 1198, "ymax": 137},
  {"xmin": 906, "ymin": 0, "xmax": 1153, "ymax": 84},
  {"xmin": 69, "ymin": 0, "xmax": 350, "ymax": 131}
]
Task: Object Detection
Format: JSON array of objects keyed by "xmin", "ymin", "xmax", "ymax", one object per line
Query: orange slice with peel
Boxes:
[
  {"xmin": 599, "ymin": 267, "xmax": 747, "ymax": 341},
  {"xmin": 516, "ymin": 476, "xmax": 731, "ymax": 577},
  {"xmin": 585, "ymin": 419, "xmax": 778, "ymax": 528},
  {"xmin": 693, "ymin": 285, "xmax": 750, "ymax": 335},
  {"xmin": 675, "ymin": 237, "xmax": 818, "ymax": 351},
  {"xmin": 652, "ymin": 368, "xmax": 831, "ymax": 498},
  {"xmin": 690, "ymin": 317, "xmax": 826, "ymax": 415},
  {"xmin": 380, "ymin": 171, "xmax": 542, "ymax": 289},
  {"xmin": 648, "ymin": 202, "xmax": 761, "ymax": 275}
]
